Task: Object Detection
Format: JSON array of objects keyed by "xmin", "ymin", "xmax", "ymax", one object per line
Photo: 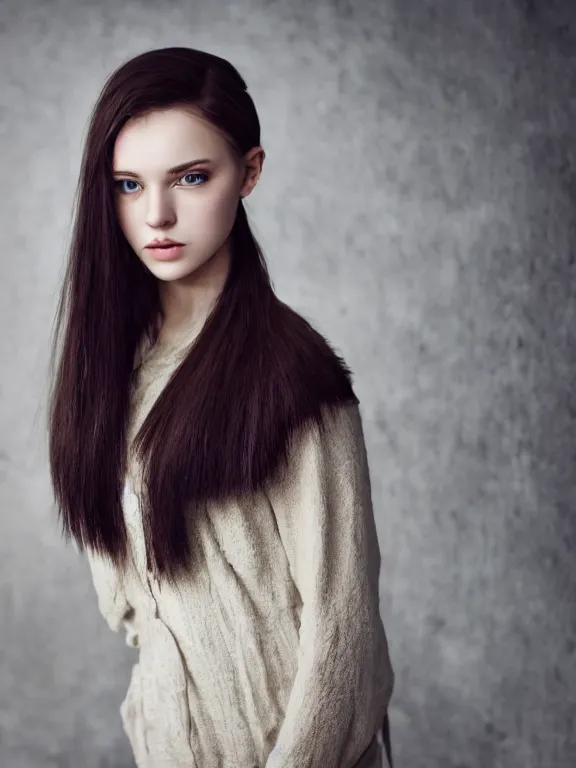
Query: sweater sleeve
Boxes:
[
  {"xmin": 85, "ymin": 545, "xmax": 134, "ymax": 636},
  {"xmin": 263, "ymin": 403, "xmax": 394, "ymax": 768}
]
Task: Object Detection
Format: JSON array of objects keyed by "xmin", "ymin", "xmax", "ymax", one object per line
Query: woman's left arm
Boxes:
[
  {"xmin": 85, "ymin": 545, "xmax": 134, "ymax": 636},
  {"xmin": 263, "ymin": 403, "xmax": 395, "ymax": 768}
]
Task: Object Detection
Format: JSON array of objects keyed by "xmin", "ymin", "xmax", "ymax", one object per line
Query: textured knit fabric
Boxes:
[{"xmin": 85, "ymin": 330, "xmax": 395, "ymax": 768}]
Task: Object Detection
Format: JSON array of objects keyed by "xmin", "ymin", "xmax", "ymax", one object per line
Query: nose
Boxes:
[{"xmin": 145, "ymin": 189, "xmax": 176, "ymax": 228}]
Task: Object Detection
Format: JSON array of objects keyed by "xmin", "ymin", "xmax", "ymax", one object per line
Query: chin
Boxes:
[{"xmin": 144, "ymin": 258, "xmax": 205, "ymax": 282}]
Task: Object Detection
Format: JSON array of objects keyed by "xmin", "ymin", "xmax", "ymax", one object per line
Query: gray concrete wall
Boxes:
[{"xmin": 1, "ymin": 0, "xmax": 574, "ymax": 766}]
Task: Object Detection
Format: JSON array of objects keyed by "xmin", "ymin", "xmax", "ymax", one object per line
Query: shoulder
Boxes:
[
  {"xmin": 267, "ymin": 300, "xmax": 361, "ymax": 414},
  {"xmin": 270, "ymin": 401, "xmax": 369, "ymax": 495}
]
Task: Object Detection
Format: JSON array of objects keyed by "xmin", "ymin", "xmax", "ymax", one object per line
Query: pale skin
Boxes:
[{"xmin": 112, "ymin": 106, "xmax": 265, "ymax": 347}]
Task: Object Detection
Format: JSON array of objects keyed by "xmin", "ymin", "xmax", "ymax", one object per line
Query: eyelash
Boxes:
[{"xmin": 113, "ymin": 171, "xmax": 209, "ymax": 195}]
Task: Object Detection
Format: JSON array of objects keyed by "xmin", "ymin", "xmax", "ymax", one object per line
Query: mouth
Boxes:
[
  {"xmin": 146, "ymin": 243, "xmax": 184, "ymax": 249},
  {"xmin": 146, "ymin": 244, "xmax": 185, "ymax": 261}
]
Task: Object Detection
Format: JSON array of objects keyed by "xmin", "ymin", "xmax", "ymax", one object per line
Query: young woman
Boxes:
[{"xmin": 47, "ymin": 47, "xmax": 395, "ymax": 768}]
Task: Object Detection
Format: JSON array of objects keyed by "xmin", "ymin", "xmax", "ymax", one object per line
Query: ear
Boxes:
[{"xmin": 240, "ymin": 146, "xmax": 265, "ymax": 198}]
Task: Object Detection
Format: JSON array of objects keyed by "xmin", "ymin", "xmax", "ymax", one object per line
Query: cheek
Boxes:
[
  {"xmin": 115, "ymin": 203, "xmax": 136, "ymax": 241},
  {"xmin": 192, "ymin": 189, "xmax": 238, "ymax": 226}
]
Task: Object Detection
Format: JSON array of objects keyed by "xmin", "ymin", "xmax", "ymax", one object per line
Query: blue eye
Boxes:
[
  {"xmin": 114, "ymin": 171, "xmax": 209, "ymax": 195},
  {"xmin": 180, "ymin": 172, "xmax": 208, "ymax": 186},
  {"xmin": 115, "ymin": 179, "xmax": 140, "ymax": 194}
]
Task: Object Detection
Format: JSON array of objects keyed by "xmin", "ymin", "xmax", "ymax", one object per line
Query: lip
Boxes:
[
  {"xmin": 147, "ymin": 244, "xmax": 185, "ymax": 261},
  {"xmin": 145, "ymin": 238, "xmax": 185, "ymax": 248}
]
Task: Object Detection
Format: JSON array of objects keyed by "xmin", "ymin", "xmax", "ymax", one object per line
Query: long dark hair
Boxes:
[{"xmin": 48, "ymin": 47, "xmax": 359, "ymax": 586}]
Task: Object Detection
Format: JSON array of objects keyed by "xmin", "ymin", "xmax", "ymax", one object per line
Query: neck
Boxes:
[{"xmin": 157, "ymin": 240, "xmax": 231, "ymax": 346}]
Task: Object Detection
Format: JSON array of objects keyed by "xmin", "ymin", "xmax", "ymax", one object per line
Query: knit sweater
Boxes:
[{"xmin": 85, "ymin": 329, "xmax": 395, "ymax": 768}]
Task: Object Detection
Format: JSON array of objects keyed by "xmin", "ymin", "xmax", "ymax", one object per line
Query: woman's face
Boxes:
[{"xmin": 112, "ymin": 106, "xmax": 260, "ymax": 284}]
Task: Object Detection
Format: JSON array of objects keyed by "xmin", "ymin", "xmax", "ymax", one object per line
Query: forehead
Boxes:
[{"xmin": 113, "ymin": 107, "xmax": 232, "ymax": 169}]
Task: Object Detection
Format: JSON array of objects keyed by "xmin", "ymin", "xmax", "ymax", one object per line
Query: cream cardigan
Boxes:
[{"xmin": 85, "ymin": 333, "xmax": 395, "ymax": 768}]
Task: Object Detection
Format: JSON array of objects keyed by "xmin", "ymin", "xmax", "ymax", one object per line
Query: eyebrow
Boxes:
[{"xmin": 113, "ymin": 158, "xmax": 213, "ymax": 178}]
